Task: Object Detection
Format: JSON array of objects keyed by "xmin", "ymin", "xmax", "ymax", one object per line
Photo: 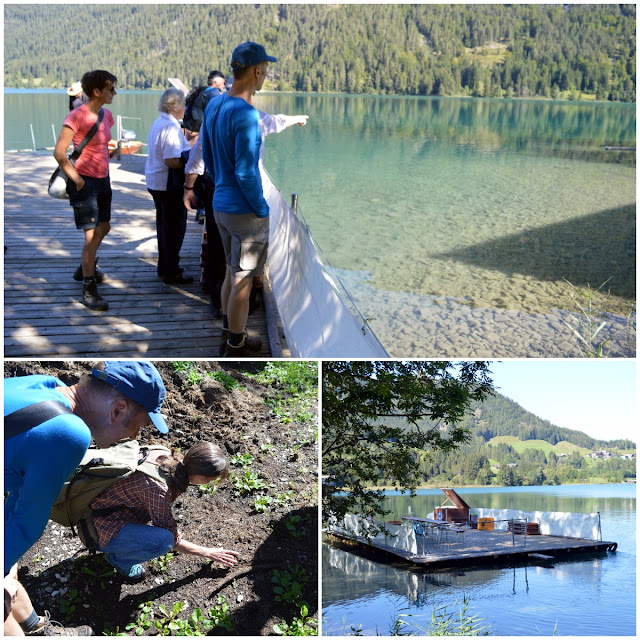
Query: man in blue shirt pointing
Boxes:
[
  {"xmin": 4, "ymin": 361, "xmax": 168, "ymax": 636},
  {"xmin": 202, "ymin": 42, "xmax": 276, "ymax": 357}
]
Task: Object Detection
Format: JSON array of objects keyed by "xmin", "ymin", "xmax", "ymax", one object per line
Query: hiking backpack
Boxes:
[
  {"xmin": 50, "ymin": 440, "xmax": 171, "ymax": 551},
  {"xmin": 182, "ymin": 85, "xmax": 210, "ymax": 132}
]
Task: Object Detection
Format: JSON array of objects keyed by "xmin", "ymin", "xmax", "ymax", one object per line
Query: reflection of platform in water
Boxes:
[{"xmin": 328, "ymin": 528, "xmax": 617, "ymax": 569}]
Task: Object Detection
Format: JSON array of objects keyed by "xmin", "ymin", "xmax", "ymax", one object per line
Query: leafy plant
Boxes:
[
  {"xmin": 209, "ymin": 371, "xmax": 240, "ymax": 391},
  {"xmin": 150, "ymin": 552, "xmax": 176, "ymax": 574},
  {"xmin": 254, "ymin": 495, "xmax": 274, "ymax": 513},
  {"xmin": 208, "ymin": 595, "xmax": 234, "ymax": 631},
  {"xmin": 197, "ymin": 478, "xmax": 220, "ymax": 496},
  {"xmin": 272, "ymin": 565, "xmax": 309, "ymax": 609},
  {"xmin": 233, "ymin": 470, "xmax": 268, "ymax": 495},
  {"xmin": 125, "ymin": 601, "xmax": 154, "ymax": 636},
  {"xmin": 230, "ymin": 452, "xmax": 254, "ymax": 468},
  {"xmin": 155, "ymin": 601, "xmax": 188, "ymax": 636},
  {"xmin": 102, "ymin": 624, "xmax": 129, "ymax": 636},
  {"xmin": 274, "ymin": 605, "xmax": 318, "ymax": 636},
  {"xmin": 59, "ymin": 588, "xmax": 82, "ymax": 622},
  {"xmin": 80, "ymin": 557, "xmax": 116, "ymax": 589},
  {"xmin": 285, "ymin": 515, "xmax": 307, "ymax": 538}
]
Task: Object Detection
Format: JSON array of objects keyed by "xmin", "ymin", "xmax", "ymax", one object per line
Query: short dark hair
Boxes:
[
  {"xmin": 81, "ymin": 70, "xmax": 117, "ymax": 98},
  {"xmin": 207, "ymin": 70, "xmax": 225, "ymax": 85}
]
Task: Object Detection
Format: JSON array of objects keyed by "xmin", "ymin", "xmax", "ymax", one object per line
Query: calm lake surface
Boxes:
[
  {"xmin": 5, "ymin": 90, "xmax": 636, "ymax": 358},
  {"xmin": 322, "ymin": 484, "xmax": 636, "ymax": 636}
]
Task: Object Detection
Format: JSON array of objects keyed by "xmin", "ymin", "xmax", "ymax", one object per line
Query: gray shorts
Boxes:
[{"xmin": 214, "ymin": 210, "xmax": 269, "ymax": 279}]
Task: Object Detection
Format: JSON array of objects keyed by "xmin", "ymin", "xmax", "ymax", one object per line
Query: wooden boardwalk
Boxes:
[
  {"xmin": 4, "ymin": 152, "xmax": 289, "ymax": 358},
  {"xmin": 328, "ymin": 528, "xmax": 617, "ymax": 569}
]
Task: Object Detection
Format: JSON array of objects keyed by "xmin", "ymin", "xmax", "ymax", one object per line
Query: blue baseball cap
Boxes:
[
  {"xmin": 92, "ymin": 361, "xmax": 168, "ymax": 434},
  {"xmin": 231, "ymin": 41, "xmax": 277, "ymax": 69}
]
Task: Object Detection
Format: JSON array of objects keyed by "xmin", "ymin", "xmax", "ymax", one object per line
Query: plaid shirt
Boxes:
[{"xmin": 91, "ymin": 472, "xmax": 182, "ymax": 549}]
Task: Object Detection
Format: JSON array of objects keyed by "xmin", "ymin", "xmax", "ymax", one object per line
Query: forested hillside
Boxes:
[
  {"xmin": 375, "ymin": 392, "xmax": 636, "ymax": 487},
  {"xmin": 4, "ymin": 4, "xmax": 636, "ymax": 101}
]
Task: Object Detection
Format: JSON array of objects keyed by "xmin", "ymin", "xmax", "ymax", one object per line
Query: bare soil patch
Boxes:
[{"xmin": 5, "ymin": 360, "xmax": 318, "ymax": 636}]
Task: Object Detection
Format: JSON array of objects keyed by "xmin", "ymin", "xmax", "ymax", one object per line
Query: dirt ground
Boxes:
[{"xmin": 5, "ymin": 361, "xmax": 319, "ymax": 636}]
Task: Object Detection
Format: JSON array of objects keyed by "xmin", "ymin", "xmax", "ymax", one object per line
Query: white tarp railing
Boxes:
[
  {"xmin": 471, "ymin": 508, "xmax": 602, "ymax": 540},
  {"xmin": 262, "ymin": 169, "xmax": 388, "ymax": 358},
  {"xmin": 328, "ymin": 514, "xmax": 417, "ymax": 554}
]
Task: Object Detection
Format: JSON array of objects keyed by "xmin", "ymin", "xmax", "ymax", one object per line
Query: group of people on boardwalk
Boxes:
[
  {"xmin": 4, "ymin": 361, "xmax": 239, "ymax": 636},
  {"xmin": 53, "ymin": 41, "xmax": 307, "ymax": 357}
]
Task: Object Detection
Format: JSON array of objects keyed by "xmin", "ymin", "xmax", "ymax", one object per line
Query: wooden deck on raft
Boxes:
[
  {"xmin": 4, "ymin": 152, "xmax": 289, "ymax": 358},
  {"xmin": 327, "ymin": 529, "xmax": 618, "ymax": 570}
]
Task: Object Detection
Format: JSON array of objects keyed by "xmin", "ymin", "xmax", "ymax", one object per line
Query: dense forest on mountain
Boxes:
[
  {"xmin": 4, "ymin": 4, "xmax": 636, "ymax": 102},
  {"xmin": 374, "ymin": 392, "xmax": 636, "ymax": 487}
]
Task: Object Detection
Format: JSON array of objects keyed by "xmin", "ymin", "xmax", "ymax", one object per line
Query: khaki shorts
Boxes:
[{"xmin": 214, "ymin": 210, "xmax": 269, "ymax": 279}]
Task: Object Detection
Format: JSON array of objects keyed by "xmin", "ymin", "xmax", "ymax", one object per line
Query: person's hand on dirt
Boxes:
[{"xmin": 203, "ymin": 547, "xmax": 240, "ymax": 567}]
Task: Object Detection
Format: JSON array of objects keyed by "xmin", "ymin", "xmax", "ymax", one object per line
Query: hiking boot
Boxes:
[
  {"xmin": 82, "ymin": 278, "xmax": 108, "ymax": 312},
  {"xmin": 104, "ymin": 553, "xmax": 146, "ymax": 583},
  {"xmin": 223, "ymin": 332, "xmax": 262, "ymax": 357},
  {"xmin": 218, "ymin": 328, "xmax": 229, "ymax": 357},
  {"xmin": 73, "ymin": 258, "xmax": 105, "ymax": 283},
  {"xmin": 27, "ymin": 610, "xmax": 93, "ymax": 636}
]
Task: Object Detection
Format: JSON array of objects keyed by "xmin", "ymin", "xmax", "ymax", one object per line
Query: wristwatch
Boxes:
[{"xmin": 184, "ymin": 185, "xmax": 194, "ymax": 191}]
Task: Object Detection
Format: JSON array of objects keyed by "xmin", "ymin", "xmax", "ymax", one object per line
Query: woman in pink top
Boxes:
[{"xmin": 54, "ymin": 70, "xmax": 118, "ymax": 311}]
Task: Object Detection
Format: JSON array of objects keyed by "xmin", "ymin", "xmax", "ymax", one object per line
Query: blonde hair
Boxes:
[{"xmin": 158, "ymin": 87, "xmax": 185, "ymax": 114}]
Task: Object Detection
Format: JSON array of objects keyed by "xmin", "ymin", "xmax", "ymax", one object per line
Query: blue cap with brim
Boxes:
[
  {"xmin": 231, "ymin": 41, "xmax": 277, "ymax": 69},
  {"xmin": 92, "ymin": 361, "xmax": 168, "ymax": 434}
]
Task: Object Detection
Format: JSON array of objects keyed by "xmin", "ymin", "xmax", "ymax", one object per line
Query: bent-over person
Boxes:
[{"xmin": 90, "ymin": 442, "xmax": 239, "ymax": 581}]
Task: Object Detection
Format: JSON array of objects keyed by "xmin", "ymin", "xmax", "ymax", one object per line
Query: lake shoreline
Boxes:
[{"xmin": 366, "ymin": 480, "xmax": 634, "ymax": 491}]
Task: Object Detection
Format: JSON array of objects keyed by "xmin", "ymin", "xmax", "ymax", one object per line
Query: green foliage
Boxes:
[
  {"xmin": 4, "ymin": 5, "xmax": 636, "ymax": 102},
  {"xmin": 254, "ymin": 495, "xmax": 274, "ymax": 513},
  {"xmin": 207, "ymin": 595, "xmax": 234, "ymax": 632},
  {"xmin": 230, "ymin": 453, "xmax": 254, "ymax": 468},
  {"xmin": 391, "ymin": 597, "xmax": 491, "ymax": 636},
  {"xmin": 274, "ymin": 605, "xmax": 318, "ymax": 636},
  {"xmin": 322, "ymin": 361, "xmax": 494, "ymax": 524},
  {"xmin": 233, "ymin": 470, "xmax": 268, "ymax": 495},
  {"xmin": 272, "ymin": 565, "xmax": 309, "ymax": 609},
  {"xmin": 285, "ymin": 515, "xmax": 308, "ymax": 539},
  {"xmin": 150, "ymin": 552, "xmax": 176, "ymax": 574},
  {"xmin": 125, "ymin": 599, "xmax": 233, "ymax": 636},
  {"xmin": 252, "ymin": 362, "xmax": 318, "ymax": 424},
  {"xmin": 59, "ymin": 588, "xmax": 81, "ymax": 622},
  {"xmin": 171, "ymin": 362, "xmax": 241, "ymax": 390},
  {"xmin": 125, "ymin": 601, "xmax": 154, "ymax": 636},
  {"xmin": 197, "ymin": 478, "xmax": 220, "ymax": 496},
  {"xmin": 78, "ymin": 555, "xmax": 116, "ymax": 590}
]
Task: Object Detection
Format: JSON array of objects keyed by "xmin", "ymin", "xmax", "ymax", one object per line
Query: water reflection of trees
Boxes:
[
  {"xmin": 259, "ymin": 94, "xmax": 636, "ymax": 165},
  {"xmin": 323, "ymin": 541, "xmax": 606, "ymax": 608}
]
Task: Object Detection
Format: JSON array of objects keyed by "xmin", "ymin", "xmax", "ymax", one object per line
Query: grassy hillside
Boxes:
[{"xmin": 488, "ymin": 436, "xmax": 590, "ymax": 457}]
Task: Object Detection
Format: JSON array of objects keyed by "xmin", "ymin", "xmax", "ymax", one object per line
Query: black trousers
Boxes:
[
  {"xmin": 148, "ymin": 187, "xmax": 187, "ymax": 278},
  {"xmin": 199, "ymin": 174, "xmax": 227, "ymax": 309}
]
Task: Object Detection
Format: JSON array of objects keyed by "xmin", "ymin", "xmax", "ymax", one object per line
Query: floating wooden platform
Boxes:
[
  {"xmin": 327, "ymin": 528, "xmax": 617, "ymax": 570},
  {"xmin": 4, "ymin": 152, "xmax": 289, "ymax": 358}
]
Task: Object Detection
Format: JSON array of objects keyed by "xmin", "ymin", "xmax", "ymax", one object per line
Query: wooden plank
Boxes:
[{"xmin": 4, "ymin": 152, "xmax": 290, "ymax": 358}]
